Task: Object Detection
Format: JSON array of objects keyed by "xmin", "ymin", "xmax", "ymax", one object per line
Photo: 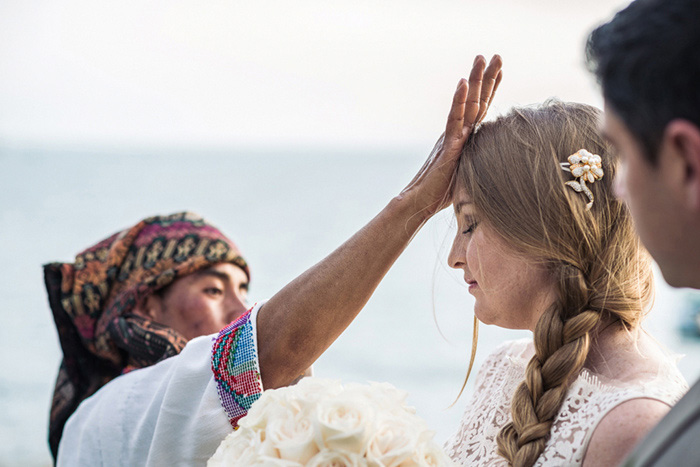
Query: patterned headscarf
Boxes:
[{"xmin": 44, "ymin": 212, "xmax": 249, "ymax": 459}]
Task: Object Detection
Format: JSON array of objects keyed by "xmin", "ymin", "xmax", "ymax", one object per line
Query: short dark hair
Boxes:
[{"xmin": 586, "ymin": 0, "xmax": 700, "ymax": 164}]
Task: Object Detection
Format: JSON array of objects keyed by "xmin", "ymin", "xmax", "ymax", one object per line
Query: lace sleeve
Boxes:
[{"xmin": 211, "ymin": 302, "xmax": 264, "ymax": 428}]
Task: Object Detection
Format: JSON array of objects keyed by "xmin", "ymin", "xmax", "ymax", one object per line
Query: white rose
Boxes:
[
  {"xmin": 294, "ymin": 377, "xmax": 344, "ymax": 404},
  {"xmin": 208, "ymin": 428, "xmax": 261, "ymax": 466},
  {"xmin": 411, "ymin": 435, "xmax": 455, "ymax": 467},
  {"xmin": 307, "ymin": 449, "xmax": 369, "ymax": 467},
  {"xmin": 314, "ymin": 395, "xmax": 374, "ymax": 454},
  {"xmin": 240, "ymin": 389, "xmax": 294, "ymax": 431},
  {"xmin": 266, "ymin": 409, "xmax": 320, "ymax": 463},
  {"xmin": 366, "ymin": 416, "xmax": 419, "ymax": 467}
]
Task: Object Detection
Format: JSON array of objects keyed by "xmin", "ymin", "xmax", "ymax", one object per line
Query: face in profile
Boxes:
[
  {"xmin": 603, "ymin": 104, "xmax": 688, "ymax": 286},
  {"xmin": 448, "ymin": 187, "xmax": 557, "ymax": 331},
  {"xmin": 137, "ymin": 263, "xmax": 250, "ymax": 340}
]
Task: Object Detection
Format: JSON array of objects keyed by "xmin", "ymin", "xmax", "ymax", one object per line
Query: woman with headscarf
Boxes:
[
  {"xmin": 45, "ymin": 211, "xmax": 251, "ymax": 459},
  {"xmin": 47, "ymin": 55, "xmax": 503, "ymax": 465}
]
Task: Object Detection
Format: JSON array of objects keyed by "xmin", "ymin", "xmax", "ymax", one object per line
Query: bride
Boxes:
[{"xmin": 443, "ymin": 100, "xmax": 687, "ymax": 465}]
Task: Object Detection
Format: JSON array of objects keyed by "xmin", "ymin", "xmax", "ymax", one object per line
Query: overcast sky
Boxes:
[{"xmin": 0, "ymin": 0, "xmax": 630, "ymax": 150}]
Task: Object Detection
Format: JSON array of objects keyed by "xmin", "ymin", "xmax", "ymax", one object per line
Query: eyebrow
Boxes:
[
  {"xmin": 197, "ymin": 269, "xmax": 249, "ymax": 289},
  {"xmin": 454, "ymin": 201, "xmax": 473, "ymax": 212}
]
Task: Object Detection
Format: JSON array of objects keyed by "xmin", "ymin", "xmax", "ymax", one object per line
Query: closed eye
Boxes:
[{"xmin": 462, "ymin": 222, "xmax": 478, "ymax": 235}]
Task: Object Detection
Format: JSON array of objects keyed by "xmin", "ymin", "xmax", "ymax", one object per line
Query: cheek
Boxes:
[
  {"xmin": 175, "ymin": 295, "xmax": 218, "ymax": 327},
  {"xmin": 466, "ymin": 233, "xmax": 495, "ymax": 284},
  {"xmin": 465, "ymin": 237, "xmax": 480, "ymax": 276}
]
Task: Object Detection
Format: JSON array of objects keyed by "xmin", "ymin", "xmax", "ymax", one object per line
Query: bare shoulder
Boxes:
[{"xmin": 582, "ymin": 397, "xmax": 671, "ymax": 467}]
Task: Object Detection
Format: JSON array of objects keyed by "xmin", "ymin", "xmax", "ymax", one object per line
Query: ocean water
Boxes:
[{"xmin": 1, "ymin": 146, "xmax": 699, "ymax": 466}]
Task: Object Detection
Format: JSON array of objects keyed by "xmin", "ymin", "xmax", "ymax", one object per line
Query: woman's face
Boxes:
[
  {"xmin": 142, "ymin": 263, "xmax": 250, "ymax": 340},
  {"xmin": 448, "ymin": 187, "xmax": 557, "ymax": 331}
]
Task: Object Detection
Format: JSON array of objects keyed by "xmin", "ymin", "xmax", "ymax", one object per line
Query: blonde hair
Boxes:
[{"xmin": 457, "ymin": 100, "xmax": 653, "ymax": 467}]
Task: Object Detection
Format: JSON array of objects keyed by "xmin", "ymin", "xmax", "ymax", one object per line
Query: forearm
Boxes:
[
  {"xmin": 254, "ymin": 54, "xmax": 502, "ymax": 389},
  {"xmin": 257, "ymin": 194, "xmax": 428, "ymax": 388}
]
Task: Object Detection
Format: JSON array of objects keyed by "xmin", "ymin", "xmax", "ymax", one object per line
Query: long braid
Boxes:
[{"xmin": 496, "ymin": 266, "xmax": 602, "ymax": 466}]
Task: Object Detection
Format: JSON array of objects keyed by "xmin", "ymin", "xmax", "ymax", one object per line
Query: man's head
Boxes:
[
  {"xmin": 46, "ymin": 211, "xmax": 250, "ymax": 458},
  {"xmin": 587, "ymin": 0, "xmax": 700, "ymax": 288}
]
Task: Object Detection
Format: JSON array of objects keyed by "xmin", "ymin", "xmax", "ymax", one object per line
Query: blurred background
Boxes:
[{"xmin": 3, "ymin": 1, "xmax": 700, "ymax": 465}]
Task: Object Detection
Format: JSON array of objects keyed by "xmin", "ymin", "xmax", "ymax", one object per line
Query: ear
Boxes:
[
  {"xmin": 131, "ymin": 293, "xmax": 164, "ymax": 322},
  {"xmin": 663, "ymin": 119, "xmax": 700, "ymax": 211}
]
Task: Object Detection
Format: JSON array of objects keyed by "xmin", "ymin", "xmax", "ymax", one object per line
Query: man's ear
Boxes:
[
  {"xmin": 664, "ymin": 119, "xmax": 700, "ymax": 211},
  {"xmin": 131, "ymin": 293, "xmax": 164, "ymax": 322}
]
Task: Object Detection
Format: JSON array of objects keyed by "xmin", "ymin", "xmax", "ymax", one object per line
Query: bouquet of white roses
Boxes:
[{"xmin": 208, "ymin": 378, "xmax": 454, "ymax": 466}]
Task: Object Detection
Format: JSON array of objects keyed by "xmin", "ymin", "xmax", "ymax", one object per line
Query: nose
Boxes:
[
  {"xmin": 224, "ymin": 293, "xmax": 249, "ymax": 323},
  {"xmin": 448, "ymin": 232, "xmax": 466, "ymax": 270}
]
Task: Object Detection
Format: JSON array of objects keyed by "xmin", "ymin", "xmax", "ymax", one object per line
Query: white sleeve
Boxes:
[{"xmin": 57, "ymin": 303, "xmax": 265, "ymax": 467}]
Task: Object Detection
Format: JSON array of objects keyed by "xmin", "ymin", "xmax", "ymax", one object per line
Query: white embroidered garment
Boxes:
[
  {"xmin": 57, "ymin": 304, "xmax": 263, "ymax": 467},
  {"xmin": 444, "ymin": 339, "xmax": 688, "ymax": 466}
]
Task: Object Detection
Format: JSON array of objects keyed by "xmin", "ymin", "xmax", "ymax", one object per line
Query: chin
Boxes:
[
  {"xmin": 475, "ymin": 306, "xmax": 528, "ymax": 330},
  {"xmin": 473, "ymin": 306, "xmax": 496, "ymax": 326}
]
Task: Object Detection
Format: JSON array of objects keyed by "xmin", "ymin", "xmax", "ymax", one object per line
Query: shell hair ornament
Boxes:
[{"xmin": 560, "ymin": 149, "xmax": 604, "ymax": 210}]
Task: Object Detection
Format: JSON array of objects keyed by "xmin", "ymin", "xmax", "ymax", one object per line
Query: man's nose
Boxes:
[{"xmin": 225, "ymin": 294, "xmax": 248, "ymax": 323}]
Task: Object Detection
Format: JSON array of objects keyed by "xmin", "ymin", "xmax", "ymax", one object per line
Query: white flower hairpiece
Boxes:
[{"xmin": 560, "ymin": 149, "xmax": 604, "ymax": 210}]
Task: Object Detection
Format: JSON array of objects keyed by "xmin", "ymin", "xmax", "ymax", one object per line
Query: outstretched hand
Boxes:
[{"xmin": 400, "ymin": 54, "xmax": 503, "ymax": 217}]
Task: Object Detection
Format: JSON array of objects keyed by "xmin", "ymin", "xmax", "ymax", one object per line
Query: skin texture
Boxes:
[
  {"xmin": 603, "ymin": 104, "xmax": 700, "ymax": 288},
  {"xmin": 448, "ymin": 190, "xmax": 557, "ymax": 331},
  {"xmin": 256, "ymin": 54, "xmax": 503, "ymax": 389},
  {"xmin": 581, "ymin": 328, "xmax": 673, "ymax": 467},
  {"xmin": 583, "ymin": 398, "xmax": 670, "ymax": 466},
  {"xmin": 136, "ymin": 263, "xmax": 249, "ymax": 341}
]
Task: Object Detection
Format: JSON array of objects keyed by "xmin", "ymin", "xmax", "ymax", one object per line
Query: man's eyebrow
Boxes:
[{"xmin": 196, "ymin": 269, "xmax": 249, "ymax": 288}]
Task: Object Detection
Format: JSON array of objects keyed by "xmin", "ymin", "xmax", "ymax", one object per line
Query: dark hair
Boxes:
[{"xmin": 586, "ymin": 0, "xmax": 700, "ymax": 164}]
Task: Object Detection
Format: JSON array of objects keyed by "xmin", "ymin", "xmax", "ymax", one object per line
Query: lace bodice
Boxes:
[{"xmin": 444, "ymin": 339, "xmax": 688, "ymax": 466}]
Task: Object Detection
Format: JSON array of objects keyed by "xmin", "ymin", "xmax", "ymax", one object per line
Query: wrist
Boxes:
[{"xmin": 386, "ymin": 194, "xmax": 432, "ymax": 236}]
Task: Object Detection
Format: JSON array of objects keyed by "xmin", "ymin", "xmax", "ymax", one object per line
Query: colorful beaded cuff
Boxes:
[{"xmin": 211, "ymin": 307, "xmax": 263, "ymax": 428}]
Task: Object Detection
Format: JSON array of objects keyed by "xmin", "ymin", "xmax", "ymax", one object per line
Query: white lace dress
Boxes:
[{"xmin": 444, "ymin": 339, "xmax": 688, "ymax": 466}]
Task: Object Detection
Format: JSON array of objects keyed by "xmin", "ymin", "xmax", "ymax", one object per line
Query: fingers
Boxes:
[
  {"xmin": 445, "ymin": 78, "xmax": 469, "ymax": 142},
  {"xmin": 487, "ymin": 70, "xmax": 503, "ymax": 108},
  {"xmin": 445, "ymin": 54, "xmax": 503, "ymax": 145},
  {"xmin": 475, "ymin": 55, "xmax": 503, "ymax": 123},
  {"xmin": 463, "ymin": 55, "xmax": 487, "ymax": 130}
]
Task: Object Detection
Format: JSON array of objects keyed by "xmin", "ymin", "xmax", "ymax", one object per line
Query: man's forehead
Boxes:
[{"xmin": 600, "ymin": 102, "xmax": 631, "ymax": 147}]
